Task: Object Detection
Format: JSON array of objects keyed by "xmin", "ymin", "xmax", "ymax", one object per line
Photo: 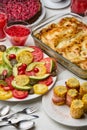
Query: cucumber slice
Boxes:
[
  {"xmin": 2, "ymin": 52, "xmax": 12, "ymax": 68},
  {"xmin": 29, "ymin": 74, "xmax": 50, "ymax": 80},
  {"xmin": 26, "ymin": 62, "xmax": 44, "ymax": 71},
  {"xmin": 0, "ymin": 63, "xmax": 12, "ymax": 77},
  {"xmin": 12, "ymin": 80, "xmax": 32, "ymax": 90},
  {"xmin": 6, "ymin": 46, "xmax": 20, "ymax": 54},
  {"xmin": 26, "ymin": 62, "xmax": 46, "ymax": 76},
  {"xmin": 2, "ymin": 46, "xmax": 20, "ymax": 68}
]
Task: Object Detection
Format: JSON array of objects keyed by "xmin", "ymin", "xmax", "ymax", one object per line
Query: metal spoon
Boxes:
[
  {"xmin": 0, "ymin": 120, "xmax": 35, "ymax": 129},
  {"xmin": 2, "ymin": 106, "xmax": 38, "ymax": 121},
  {"xmin": 0, "ymin": 105, "xmax": 10, "ymax": 117}
]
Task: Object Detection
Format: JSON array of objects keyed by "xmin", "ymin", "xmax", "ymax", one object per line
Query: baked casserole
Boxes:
[{"xmin": 35, "ymin": 16, "xmax": 87, "ymax": 70}]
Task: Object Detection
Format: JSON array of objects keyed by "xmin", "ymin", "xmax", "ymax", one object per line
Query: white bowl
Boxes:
[{"xmin": 50, "ymin": 0, "xmax": 63, "ymax": 3}]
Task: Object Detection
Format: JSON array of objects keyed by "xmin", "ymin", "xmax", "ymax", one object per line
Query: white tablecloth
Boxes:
[{"xmin": 0, "ymin": 2, "xmax": 87, "ymax": 130}]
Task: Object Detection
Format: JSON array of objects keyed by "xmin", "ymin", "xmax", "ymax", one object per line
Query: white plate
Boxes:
[
  {"xmin": 4, "ymin": 46, "xmax": 57, "ymax": 102},
  {"xmin": 43, "ymin": 0, "xmax": 70, "ymax": 9},
  {"xmin": 30, "ymin": 6, "xmax": 46, "ymax": 27},
  {"xmin": 42, "ymin": 79, "xmax": 87, "ymax": 127}
]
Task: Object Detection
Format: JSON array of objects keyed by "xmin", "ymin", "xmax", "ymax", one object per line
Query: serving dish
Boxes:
[
  {"xmin": 42, "ymin": 79, "xmax": 87, "ymax": 127},
  {"xmin": 0, "ymin": 45, "xmax": 58, "ymax": 102},
  {"xmin": 32, "ymin": 13, "xmax": 87, "ymax": 79},
  {"xmin": 43, "ymin": 0, "xmax": 70, "ymax": 9}
]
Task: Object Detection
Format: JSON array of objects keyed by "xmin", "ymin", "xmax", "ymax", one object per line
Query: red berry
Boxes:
[
  {"xmin": 22, "ymin": 63, "xmax": 27, "ymax": 70},
  {"xmin": 18, "ymin": 64, "xmax": 27, "ymax": 71},
  {"xmin": 9, "ymin": 54, "xmax": 16, "ymax": 60},
  {"xmin": 33, "ymin": 68, "xmax": 39, "ymax": 73}
]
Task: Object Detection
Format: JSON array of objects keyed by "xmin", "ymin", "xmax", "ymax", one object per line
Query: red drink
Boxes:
[
  {"xmin": 0, "ymin": 12, "xmax": 7, "ymax": 41},
  {"xmin": 5, "ymin": 24, "xmax": 30, "ymax": 46},
  {"xmin": 71, "ymin": 0, "xmax": 87, "ymax": 16}
]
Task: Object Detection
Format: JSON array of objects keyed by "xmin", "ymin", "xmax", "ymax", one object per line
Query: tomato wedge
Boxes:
[
  {"xmin": 39, "ymin": 76, "xmax": 53, "ymax": 86},
  {"xmin": 25, "ymin": 70, "xmax": 36, "ymax": 76},
  {"xmin": 12, "ymin": 89, "xmax": 28, "ymax": 99},
  {"xmin": 30, "ymin": 46, "xmax": 43, "ymax": 62}
]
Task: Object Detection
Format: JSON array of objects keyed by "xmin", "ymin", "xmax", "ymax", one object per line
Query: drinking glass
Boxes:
[
  {"xmin": 5, "ymin": 21, "xmax": 31, "ymax": 46},
  {"xmin": 71, "ymin": 0, "xmax": 87, "ymax": 16}
]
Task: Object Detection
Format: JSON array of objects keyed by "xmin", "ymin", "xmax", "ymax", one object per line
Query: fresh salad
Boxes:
[{"xmin": 0, "ymin": 45, "xmax": 57, "ymax": 100}]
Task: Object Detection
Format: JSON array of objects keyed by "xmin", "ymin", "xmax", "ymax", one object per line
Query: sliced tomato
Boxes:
[
  {"xmin": 30, "ymin": 46, "xmax": 43, "ymax": 62},
  {"xmin": 39, "ymin": 76, "xmax": 53, "ymax": 86},
  {"xmin": 12, "ymin": 89, "xmax": 28, "ymax": 99},
  {"xmin": 25, "ymin": 70, "xmax": 36, "ymax": 76},
  {"xmin": 5, "ymin": 76, "xmax": 14, "ymax": 90}
]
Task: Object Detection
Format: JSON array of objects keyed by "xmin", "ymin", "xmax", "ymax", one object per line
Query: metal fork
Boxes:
[{"xmin": 17, "ymin": 106, "xmax": 39, "ymax": 114}]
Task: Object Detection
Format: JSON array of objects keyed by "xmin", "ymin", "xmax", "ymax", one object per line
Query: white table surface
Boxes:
[{"xmin": 0, "ymin": 1, "xmax": 87, "ymax": 130}]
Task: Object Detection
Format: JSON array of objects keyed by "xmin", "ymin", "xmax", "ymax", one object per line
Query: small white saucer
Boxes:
[{"xmin": 43, "ymin": 0, "xmax": 71, "ymax": 9}]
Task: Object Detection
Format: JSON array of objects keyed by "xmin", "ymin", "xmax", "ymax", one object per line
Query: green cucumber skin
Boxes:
[
  {"xmin": 29, "ymin": 74, "xmax": 50, "ymax": 80},
  {"xmin": 12, "ymin": 80, "xmax": 32, "ymax": 90},
  {"xmin": 0, "ymin": 63, "xmax": 12, "ymax": 77},
  {"xmin": 2, "ymin": 47, "xmax": 20, "ymax": 68}
]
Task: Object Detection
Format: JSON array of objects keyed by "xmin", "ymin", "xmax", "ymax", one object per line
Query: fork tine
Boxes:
[
  {"xmin": 28, "ymin": 105, "xmax": 39, "ymax": 111},
  {"xmin": 25, "ymin": 106, "xmax": 39, "ymax": 114}
]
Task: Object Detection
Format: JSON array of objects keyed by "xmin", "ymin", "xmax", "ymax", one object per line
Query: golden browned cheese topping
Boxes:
[
  {"xmin": 53, "ymin": 86, "xmax": 67, "ymax": 97},
  {"xmin": 35, "ymin": 17, "xmax": 87, "ymax": 70},
  {"xmin": 66, "ymin": 77, "xmax": 80, "ymax": 88}
]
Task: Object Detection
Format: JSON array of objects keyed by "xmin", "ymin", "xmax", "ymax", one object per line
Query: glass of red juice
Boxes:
[
  {"xmin": 0, "ymin": 12, "xmax": 7, "ymax": 41},
  {"xmin": 71, "ymin": 0, "xmax": 87, "ymax": 16},
  {"xmin": 5, "ymin": 21, "xmax": 31, "ymax": 46}
]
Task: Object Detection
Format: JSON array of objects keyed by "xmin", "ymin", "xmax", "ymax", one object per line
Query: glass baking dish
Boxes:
[{"xmin": 32, "ymin": 13, "xmax": 87, "ymax": 79}]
